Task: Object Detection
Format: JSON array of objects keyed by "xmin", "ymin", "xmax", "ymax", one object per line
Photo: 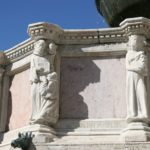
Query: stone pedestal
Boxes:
[
  {"xmin": 1, "ymin": 124, "xmax": 56, "ymax": 145},
  {"xmin": 122, "ymin": 122, "xmax": 150, "ymax": 142},
  {"xmin": 29, "ymin": 125, "xmax": 57, "ymax": 143}
]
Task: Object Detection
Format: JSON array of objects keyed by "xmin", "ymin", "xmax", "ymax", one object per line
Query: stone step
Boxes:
[{"xmin": 1, "ymin": 141, "xmax": 150, "ymax": 150}]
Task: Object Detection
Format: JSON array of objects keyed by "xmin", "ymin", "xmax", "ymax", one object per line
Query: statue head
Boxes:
[
  {"xmin": 33, "ymin": 39, "xmax": 46, "ymax": 56},
  {"xmin": 47, "ymin": 72, "xmax": 57, "ymax": 81},
  {"xmin": 128, "ymin": 35, "xmax": 146, "ymax": 51},
  {"xmin": 137, "ymin": 51, "xmax": 147, "ymax": 65},
  {"xmin": 48, "ymin": 42, "xmax": 57, "ymax": 55}
]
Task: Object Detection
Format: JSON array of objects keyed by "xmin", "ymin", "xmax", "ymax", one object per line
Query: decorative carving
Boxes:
[
  {"xmin": 126, "ymin": 35, "xmax": 149, "ymax": 122},
  {"xmin": 30, "ymin": 39, "xmax": 58, "ymax": 126},
  {"xmin": 60, "ymin": 28, "xmax": 127, "ymax": 44},
  {"xmin": 120, "ymin": 17, "xmax": 150, "ymax": 37},
  {"xmin": 28, "ymin": 22, "xmax": 63, "ymax": 43}
]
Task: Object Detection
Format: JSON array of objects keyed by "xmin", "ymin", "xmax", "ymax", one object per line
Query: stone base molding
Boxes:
[{"xmin": 122, "ymin": 122, "xmax": 150, "ymax": 142}]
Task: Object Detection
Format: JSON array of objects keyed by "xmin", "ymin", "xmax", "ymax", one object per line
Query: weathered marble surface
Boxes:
[
  {"xmin": 9, "ymin": 69, "xmax": 31, "ymax": 130},
  {"xmin": 60, "ymin": 57, "xmax": 126, "ymax": 119}
]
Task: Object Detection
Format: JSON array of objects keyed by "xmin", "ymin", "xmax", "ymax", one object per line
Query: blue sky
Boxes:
[{"xmin": 0, "ymin": 0, "xmax": 108, "ymax": 50}]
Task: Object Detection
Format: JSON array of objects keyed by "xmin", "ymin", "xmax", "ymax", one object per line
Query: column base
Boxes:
[
  {"xmin": 1, "ymin": 124, "xmax": 58, "ymax": 147},
  {"xmin": 122, "ymin": 122, "xmax": 150, "ymax": 142},
  {"xmin": 28, "ymin": 124, "xmax": 57, "ymax": 143}
]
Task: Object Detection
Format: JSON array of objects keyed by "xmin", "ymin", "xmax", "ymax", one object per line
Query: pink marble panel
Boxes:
[
  {"xmin": 60, "ymin": 57, "xmax": 126, "ymax": 119},
  {"xmin": 8, "ymin": 69, "xmax": 31, "ymax": 130}
]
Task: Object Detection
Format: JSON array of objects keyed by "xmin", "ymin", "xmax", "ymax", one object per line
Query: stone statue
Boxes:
[
  {"xmin": 30, "ymin": 39, "xmax": 59, "ymax": 126},
  {"xmin": 126, "ymin": 35, "xmax": 149, "ymax": 122}
]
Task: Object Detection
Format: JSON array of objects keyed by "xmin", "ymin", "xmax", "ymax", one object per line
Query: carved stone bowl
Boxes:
[{"xmin": 95, "ymin": 0, "xmax": 150, "ymax": 27}]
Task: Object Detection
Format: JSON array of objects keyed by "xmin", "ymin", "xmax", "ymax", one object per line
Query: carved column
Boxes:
[
  {"xmin": 122, "ymin": 35, "xmax": 150, "ymax": 142},
  {"xmin": 28, "ymin": 22, "xmax": 63, "ymax": 142},
  {"xmin": 29, "ymin": 39, "xmax": 59, "ymax": 126}
]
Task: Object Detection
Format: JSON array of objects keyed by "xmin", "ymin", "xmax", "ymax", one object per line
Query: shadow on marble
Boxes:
[{"xmin": 60, "ymin": 57, "xmax": 101, "ymax": 119}]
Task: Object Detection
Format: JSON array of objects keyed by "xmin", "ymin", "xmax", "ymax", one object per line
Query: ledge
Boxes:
[{"xmin": 3, "ymin": 17, "xmax": 150, "ymax": 64}]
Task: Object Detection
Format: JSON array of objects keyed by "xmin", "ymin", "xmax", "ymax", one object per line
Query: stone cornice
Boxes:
[
  {"xmin": 28, "ymin": 22, "xmax": 128, "ymax": 44},
  {"xmin": 28, "ymin": 22, "xmax": 64, "ymax": 43},
  {"xmin": 120, "ymin": 17, "xmax": 150, "ymax": 38},
  {"xmin": 60, "ymin": 27, "xmax": 127, "ymax": 44},
  {"xmin": 4, "ymin": 17, "xmax": 150, "ymax": 64},
  {"xmin": 5, "ymin": 39, "xmax": 34, "ymax": 63}
]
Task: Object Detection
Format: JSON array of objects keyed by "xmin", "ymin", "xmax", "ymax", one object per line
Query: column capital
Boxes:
[
  {"xmin": 27, "ymin": 22, "xmax": 64, "ymax": 43},
  {"xmin": 120, "ymin": 17, "xmax": 150, "ymax": 38}
]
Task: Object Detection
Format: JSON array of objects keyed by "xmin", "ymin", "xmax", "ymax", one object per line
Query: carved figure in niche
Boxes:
[
  {"xmin": 126, "ymin": 35, "xmax": 149, "ymax": 122},
  {"xmin": 30, "ymin": 39, "xmax": 58, "ymax": 126}
]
